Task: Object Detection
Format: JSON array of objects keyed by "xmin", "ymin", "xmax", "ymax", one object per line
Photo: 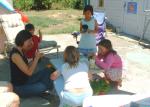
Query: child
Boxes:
[
  {"xmin": 95, "ymin": 39, "xmax": 122, "ymax": 89},
  {"xmin": 25, "ymin": 23, "xmax": 42, "ymax": 59},
  {"xmin": 51, "ymin": 46, "xmax": 93, "ymax": 107},
  {"xmin": 79, "ymin": 5, "xmax": 98, "ymax": 58}
]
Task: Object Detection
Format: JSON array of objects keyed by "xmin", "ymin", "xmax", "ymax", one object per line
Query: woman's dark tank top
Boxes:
[{"xmin": 10, "ymin": 48, "xmax": 29, "ymax": 86}]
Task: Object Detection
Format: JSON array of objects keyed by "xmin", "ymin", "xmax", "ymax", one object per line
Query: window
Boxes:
[{"xmin": 99, "ymin": 0, "xmax": 104, "ymax": 7}]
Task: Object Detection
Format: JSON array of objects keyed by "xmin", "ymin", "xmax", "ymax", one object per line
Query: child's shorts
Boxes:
[
  {"xmin": 105, "ymin": 68, "xmax": 122, "ymax": 81},
  {"xmin": 78, "ymin": 48, "xmax": 96, "ymax": 56},
  {"xmin": 60, "ymin": 89, "xmax": 93, "ymax": 107}
]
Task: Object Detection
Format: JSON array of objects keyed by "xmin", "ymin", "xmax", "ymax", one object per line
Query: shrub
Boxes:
[
  {"xmin": 33, "ymin": 0, "xmax": 53, "ymax": 10},
  {"xmin": 61, "ymin": 0, "xmax": 83, "ymax": 9},
  {"xmin": 13, "ymin": 0, "xmax": 33, "ymax": 10},
  {"xmin": 13, "ymin": 0, "xmax": 83, "ymax": 10}
]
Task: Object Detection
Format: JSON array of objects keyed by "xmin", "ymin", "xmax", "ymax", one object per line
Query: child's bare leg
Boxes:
[
  {"xmin": 88, "ymin": 53, "xmax": 96, "ymax": 70},
  {"xmin": 117, "ymin": 79, "xmax": 122, "ymax": 87},
  {"xmin": 108, "ymin": 79, "xmax": 122, "ymax": 90},
  {"xmin": 104, "ymin": 70, "xmax": 122, "ymax": 89},
  {"xmin": 88, "ymin": 53, "xmax": 95, "ymax": 59},
  {"xmin": 103, "ymin": 73, "xmax": 110, "ymax": 84}
]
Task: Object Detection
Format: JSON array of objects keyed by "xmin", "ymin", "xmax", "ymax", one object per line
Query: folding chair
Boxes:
[
  {"xmin": 0, "ymin": 13, "xmax": 24, "ymax": 56},
  {"xmin": 93, "ymin": 12, "xmax": 106, "ymax": 45},
  {"xmin": 39, "ymin": 40, "xmax": 60, "ymax": 57},
  {"xmin": 0, "ymin": 13, "xmax": 60, "ymax": 57}
]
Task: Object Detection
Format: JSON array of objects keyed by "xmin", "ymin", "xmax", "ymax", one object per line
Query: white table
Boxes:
[
  {"xmin": 83, "ymin": 95, "xmax": 132, "ymax": 107},
  {"xmin": 83, "ymin": 94, "xmax": 150, "ymax": 107}
]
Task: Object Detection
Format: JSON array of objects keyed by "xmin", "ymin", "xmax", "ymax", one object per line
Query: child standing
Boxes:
[
  {"xmin": 51, "ymin": 46, "xmax": 93, "ymax": 107},
  {"xmin": 95, "ymin": 39, "xmax": 122, "ymax": 88},
  {"xmin": 25, "ymin": 23, "xmax": 42, "ymax": 59},
  {"xmin": 79, "ymin": 5, "xmax": 98, "ymax": 57}
]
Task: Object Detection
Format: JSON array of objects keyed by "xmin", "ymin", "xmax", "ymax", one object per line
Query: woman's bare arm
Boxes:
[{"xmin": 11, "ymin": 52, "xmax": 42, "ymax": 76}]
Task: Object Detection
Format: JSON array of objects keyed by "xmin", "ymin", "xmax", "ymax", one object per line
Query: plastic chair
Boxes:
[
  {"xmin": 0, "ymin": 13, "xmax": 60, "ymax": 57},
  {"xmin": 0, "ymin": 13, "xmax": 24, "ymax": 56},
  {"xmin": 93, "ymin": 12, "xmax": 106, "ymax": 45}
]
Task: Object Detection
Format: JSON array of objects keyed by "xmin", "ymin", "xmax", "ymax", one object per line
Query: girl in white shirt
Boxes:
[{"xmin": 51, "ymin": 46, "xmax": 93, "ymax": 107}]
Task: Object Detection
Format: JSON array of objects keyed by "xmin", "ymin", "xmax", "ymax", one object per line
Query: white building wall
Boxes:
[
  {"xmin": 143, "ymin": 0, "xmax": 150, "ymax": 41},
  {"xmin": 104, "ymin": 0, "xmax": 124, "ymax": 32},
  {"xmin": 90, "ymin": 0, "xmax": 99, "ymax": 10},
  {"xmin": 123, "ymin": 0, "xmax": 144, "ymax": 38},
  {"xmin": 135, "ymin": 0, "xmax": 150, "ymax": 41},
  {"xmin": 101, "ymin": 0, "xmax": 150, "ymax": 41},
  {"xmin": 91, "ymin": 0, "xmax": 105, "ymax": 12}
]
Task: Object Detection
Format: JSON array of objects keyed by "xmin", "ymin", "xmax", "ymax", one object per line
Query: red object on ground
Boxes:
[{"xmin": 15, "ymin": 9, "xmax": 29, "ymax": 23}]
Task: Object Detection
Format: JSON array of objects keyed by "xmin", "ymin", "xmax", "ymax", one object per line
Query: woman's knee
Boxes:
[
  {"xmin": 9, "ymin": 92, "xmax": 20, "ymax": 107},
  {"xmin": 0, "ymin": 92, "xmax": 20, "ymax": 107},
  {"xmin": 27, "ymin": 83, "xmax": 47, "ymax": 96},
  {"xmin": 36, "ymin": 83, "xmax": 47, "ymax": 92}
]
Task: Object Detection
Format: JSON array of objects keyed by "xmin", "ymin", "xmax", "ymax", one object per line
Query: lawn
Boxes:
[{"xmin": 25, "ymin": 9, "xmax": 82, "ymax": 35}]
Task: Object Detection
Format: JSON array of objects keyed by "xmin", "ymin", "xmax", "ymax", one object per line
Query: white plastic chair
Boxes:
[
  {"xmin": 0, "ymin": 13, "xmax": 24, "ymax": 56},
  {"xmin": 0, "ymin": 13, "xmax": 60, "ymax": 57}
]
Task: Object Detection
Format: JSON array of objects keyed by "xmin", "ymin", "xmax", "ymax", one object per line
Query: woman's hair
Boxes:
[
  {"xmin": 15, "ymin": 30, "xmax": 32, "ymax": 47},
  {"xmin": 25, "ymin": 23, "xmax": 34, "ymax": 31},
  {"xmin": 64, "ymin": 46, "xmax": 80, "ymax": 68},
  {"xmin": 98, "ymin": 39, "xmax": 117, "ymax": 54},
  {"xmin": 83, "ymin": 5, "xmax": 93, "ymax": 15}
]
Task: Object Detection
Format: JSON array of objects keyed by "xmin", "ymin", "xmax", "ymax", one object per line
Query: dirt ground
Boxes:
[{"xmin": 0, "ymin": 31, "xmax": 150, "ymax": 107}]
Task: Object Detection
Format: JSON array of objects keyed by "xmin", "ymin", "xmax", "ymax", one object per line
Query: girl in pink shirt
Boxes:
[{"xmin": 95, "ymin": 39, "xmax": 122, "ymax": 88}]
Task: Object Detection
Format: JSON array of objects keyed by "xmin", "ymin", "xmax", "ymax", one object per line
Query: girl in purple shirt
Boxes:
[{"xmin": 95, "ymin": 39, "xmax": 122, "ymax": 88}]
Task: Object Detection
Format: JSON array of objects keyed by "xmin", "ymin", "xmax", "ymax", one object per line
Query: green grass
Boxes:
[
  {"xmin": 46, "ymin": 24, "xmax": 79, "ymax": 34},
  {"xmin": 29, "ymin": 16, "xmax": 63, "ymax": 28},
  {"xmin": 24, "ymin": 9, "xmax": 82, "ymax": 34}
]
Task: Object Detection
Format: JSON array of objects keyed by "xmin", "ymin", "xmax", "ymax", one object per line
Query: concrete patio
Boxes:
[{"xmin": 0, "ymin": 31, "xmax": 150, "ymax": 107}]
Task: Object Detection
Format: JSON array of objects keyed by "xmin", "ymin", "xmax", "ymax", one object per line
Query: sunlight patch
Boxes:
[{"xmin": 127, "ymin": 51, "xmax": 150, "ymax": 65}]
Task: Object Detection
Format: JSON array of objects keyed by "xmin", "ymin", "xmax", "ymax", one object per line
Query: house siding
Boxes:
[
  {"xmin": 143, "ymin": 0, "xmax": 150, "ymax": 41},
  {"xmin": 104, "ymin": 0, "xmax": 124, "ymax": 31},
  {"xmin": 91, "ymin": 0, "xmax": 150, "ymax": 41}
]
